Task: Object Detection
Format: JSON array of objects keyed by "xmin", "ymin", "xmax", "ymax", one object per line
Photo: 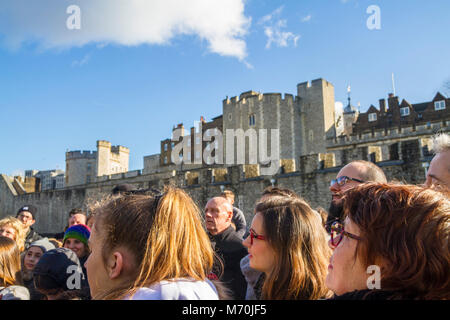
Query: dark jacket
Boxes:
[
  {"xmin": 209, "ymin": 225, "xmax": 248, "ymax": 300},
  {"xmin": 330, "ymin": 289, "xmax": 413, "ymax": 300},
  {"xmin": 41, "ymin": 231, "xmax": 65, "ymax": 241},
  {"xmin": 23, "ymin": 277, "xmax": 45, "ymax": 300},
  {"xmin": 232, "ymin": 207, "xmax": 247, "ymax": 239},
  {"xmin": 24, "ymin": 227, "xmax": 43, "ymax": 250}
]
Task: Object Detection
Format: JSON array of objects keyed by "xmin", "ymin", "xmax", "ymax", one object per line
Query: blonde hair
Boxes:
[
  {"xmin": 48, "ymin": 238, "xmax": 62, "ymax": 248},
  {"xmin": 0, "ymin": 216, "xmax": 26, "ymax": 252},
  {"xmin": 221, "ymin": 190, "xmax": 235, "ymax": 202},
  {"xmin": 92, "ymin": 186, "xmax": 216, "ymax": 300},
  {"xmin": 0, "ymin": 237, "xmax": 22, "ymax": 287},
  {"xmin": 255, "ymin": 196, "xmax": 332, "ymax": 300}
]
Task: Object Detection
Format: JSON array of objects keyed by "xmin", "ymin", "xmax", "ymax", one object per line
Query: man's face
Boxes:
[
  {"xmin": 68, "ymin": 213, "xmax": 87, "ymax": 227},
  {"xmin": 425, "ymin": 151, "xmax": 450, "ymax": 189},
  {"xmin": 17, "ymin": 211, "xmax": 35, "ymax": 228},
  {"xmin": 329, "ymin": 163, "xmax": 365, "ymax": 206},
  {"xmin": 204, "ymin": 198, "xmax": 232, "ymax": 235}
]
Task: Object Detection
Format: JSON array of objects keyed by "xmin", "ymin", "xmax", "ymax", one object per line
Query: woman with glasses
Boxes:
[
  {"xmin": 326, "ymin": 182, "xmax": 449, "ymax": 300},
  {"xmin": 242, "ymin": 196, "xmax": 332, "ymax": 300}
]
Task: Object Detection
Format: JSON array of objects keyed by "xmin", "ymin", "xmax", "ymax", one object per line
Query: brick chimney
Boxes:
[
  {"xmin": 387, "ymin": 93, "xmax": 399, "ymax": 110},
  {"xmin": 379, "ymin": 99, "xmax": 386, "ymax": 113}
]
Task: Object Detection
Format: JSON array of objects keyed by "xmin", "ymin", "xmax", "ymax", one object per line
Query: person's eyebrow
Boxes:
[{"xmin": 428, "ymin": 173, "xmax": 444, "ymax": 183}]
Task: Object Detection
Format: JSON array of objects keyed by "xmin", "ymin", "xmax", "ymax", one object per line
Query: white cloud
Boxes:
[
  {"xmin": 258, "ymin": 6, "xmax": 284, "ymax": 25},
  {"xmin": 0, "ymin": 0, "xmax": 251, "ymax": 61},
  {"xmin": 301, "ymin": 15, "xmax": 312, "ymax": 22},
  {"xmin": 71, "ymin": 53, "xmax": 90, "ymax": 67},
  {"xmin": 259, "ymin": 7, "xmax": 300, "ymax": 49}
]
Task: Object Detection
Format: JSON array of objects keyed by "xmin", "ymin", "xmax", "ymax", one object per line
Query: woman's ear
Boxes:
[{"xmin": 106, "ymin": 252, "xmax": 124, "ymax": 279}]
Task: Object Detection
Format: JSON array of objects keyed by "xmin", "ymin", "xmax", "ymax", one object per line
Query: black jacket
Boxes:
[
  {"xmin": 24, "ymin": 228, "xmax": 43, "ymax": 250},
  {"xmin": 330, "ymin": 289, "xmax": 413, "ymax": 300},
  {"xmin": 23, "ymin": 277, "xmax": 45, "ymax": 300},
  {"xmin": 209, "ymin": 225, "xmax": 248, "ymax": 300},
  {"xmin": 232, "ymin": 207, "xmax": 247, "ymax": 239}
]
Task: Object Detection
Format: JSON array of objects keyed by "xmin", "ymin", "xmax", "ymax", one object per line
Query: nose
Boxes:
[
  {"xmin": 242, "ymin": 235, "xmax": 250, "ymax": 249},
  {"xmin": 424, "ymin": 175, "xmax": 432, "ymax": 187},
  {"xmin": 327, "ymin": 238, "xmax": 335, "ymax": 250},
  {"xmin": 329, "ymin": 180, "xmax": 340, "ymax": 193}
]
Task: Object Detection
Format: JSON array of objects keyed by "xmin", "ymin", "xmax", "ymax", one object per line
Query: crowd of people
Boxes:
[{"xmin": 0, "ymin": 133, "xmax": 448, "ymax": 300}]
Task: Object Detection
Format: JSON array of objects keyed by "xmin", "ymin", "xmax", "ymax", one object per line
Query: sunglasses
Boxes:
[
  {"xmin": 330, "ymin": 176, "xmax": 364, "ymax": 187},
  {"xmin": 330, "ymin": 221, "xmax": 362, "ymax": 248},
  {"xmin": 249, "ymin": 228, "xmax": 266, "ymax": 245}
]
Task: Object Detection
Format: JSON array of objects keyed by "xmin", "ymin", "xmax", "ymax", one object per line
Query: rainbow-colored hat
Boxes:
[{"xmin": 63, "ymin": 224, "xmax": 91, "ymax": 247}]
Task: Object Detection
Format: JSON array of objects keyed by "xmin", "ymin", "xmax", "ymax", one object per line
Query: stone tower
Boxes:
[
  {"xmin": 65, "ymin": 140, "xmax": 129, "ymax": 187},
  {"xmin": 65, "ymin": 150, "xmax": 97, "ymax": 187},
  {"xmin": 221, "ymin": 78, "xmax": 336, "ymax": 170},
  {"xmin": 222, "ymin": 91, "xmax": 300, "ymax": 166},
  {"xmin": 297, "ymin": 78, "xmax": 336, "ymax": 155},
  {"xmin": 96, "ymin": 140, "xmax": 129, "ymax": 178}
]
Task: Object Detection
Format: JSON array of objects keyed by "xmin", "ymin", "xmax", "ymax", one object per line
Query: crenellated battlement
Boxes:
[
  {"xmin": 111, "ymin": 145, "xmax": 130, "ymax": 154},
  {"xmin": 224, "ymin": 91, "xmax": 295, "ymax": 106},
  {"xmin": 328, "ymin": 121, "xmax": 450, "ymax": 148},
  {"xmin": 297, "ymin": 78, "xmax": 333, "ymax": 98},
  {"xmin": 66, "ymin": 150, "xmax": 97, "ymax": 160}
]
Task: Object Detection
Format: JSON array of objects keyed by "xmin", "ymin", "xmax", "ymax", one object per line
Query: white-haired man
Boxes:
[{"xmin": 425, "ymin": 133, "xmax": 450, "ymax": 189}]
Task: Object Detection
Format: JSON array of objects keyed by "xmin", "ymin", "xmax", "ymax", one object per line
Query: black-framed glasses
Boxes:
[
  {"xmin": 330, "ymin": 176, "xmax": 364, "ymax": 187},
  {"xmin": 250, "ymin": 228, "xmax": 266, "ymax": 245},
  {"xmin": 330, "ymin": 221, "xmax": 362, "ymax": 248}
]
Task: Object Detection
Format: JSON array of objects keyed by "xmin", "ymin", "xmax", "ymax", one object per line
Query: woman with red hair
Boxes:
[{"xmin": 326, "ymin": 183, "xmax": 449, "ymax": 300}]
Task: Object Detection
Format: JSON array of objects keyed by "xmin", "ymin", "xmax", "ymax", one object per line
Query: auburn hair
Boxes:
[
  {"xmin": 0, "ymin": 236, "xmax": 22, "ymax": 287},
  {"xmin": 342, "ymin": 182, "xmax": 450, "ymax": 300},
  {"xmin": 254, "ymin": 196, "xmax": 332, "ymax": 300},
  {"xmin": 0, "ymin": 216, "xmax": 26, "ymax": 252},
  {"xmin": 91, "ymin": 186, "xmax": 216, "ymax": 300}
]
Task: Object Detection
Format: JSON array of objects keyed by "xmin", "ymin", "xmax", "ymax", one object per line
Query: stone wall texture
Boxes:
[{"xmin": 0, "ymin": 137, "xmax": 432, "ymax": 234}]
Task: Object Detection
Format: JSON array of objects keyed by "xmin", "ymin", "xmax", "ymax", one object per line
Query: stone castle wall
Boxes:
[{"xmin": 0, "ymin": 137, "xmax": 431, "ymax": 235}]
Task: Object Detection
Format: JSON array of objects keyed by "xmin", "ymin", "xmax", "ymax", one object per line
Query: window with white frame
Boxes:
[
  {"xmin": 187, "ymin": 137, "xmax": 191, "ymax": 147},
  {"xmin": 434, "ymin": 100, "xmax": 446, "ymax": 111},
  {"xmin": 400, "ymin": 107, "xmax": 410, "ymax": 117},
  {"xmin": 368, "ymin": 113, "xmax": 377, "ymax": 122}
]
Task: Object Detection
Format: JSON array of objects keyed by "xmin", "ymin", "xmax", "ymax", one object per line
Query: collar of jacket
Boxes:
[{"xmin": 209, "ymin": 225, "xmax": 235, "ymax": 243}]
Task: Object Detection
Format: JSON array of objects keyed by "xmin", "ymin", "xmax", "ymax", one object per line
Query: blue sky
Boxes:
[{"xmin": 1, "ymin": 0, "xmax": 449, "ymax": 176}]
